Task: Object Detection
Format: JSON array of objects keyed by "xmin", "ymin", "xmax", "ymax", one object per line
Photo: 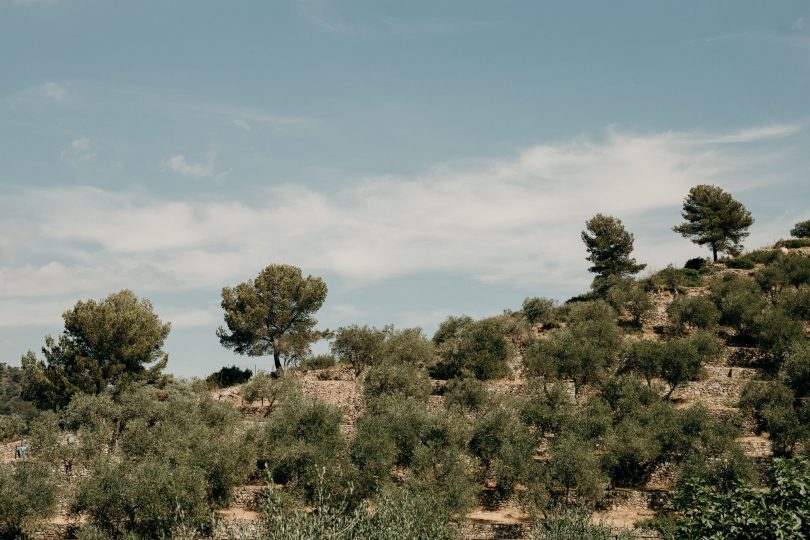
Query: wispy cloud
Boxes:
[
  {"xmin": 60, "ymin": 137, "xmax": 96, "ymax": 162},
  {"xmin": 38, "ymin": 81, "xmax": 68, "ymax": 102},
  {"xmin": 0, "ymin": 123, "xmax": 802, "ymax": 328},
  {"xmin": 166, "ymin": 155, "xmax": 216, "ymax": 178}
]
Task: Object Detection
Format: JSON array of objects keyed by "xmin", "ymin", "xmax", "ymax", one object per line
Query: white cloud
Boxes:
[
  {"xmin": 39, "ymin": 81, "xmax": 68, "ymax": 102},
  {"xmin": 166, "ymin": 155, "xmax": 215, "ymax": 178},
  {"xmin": 60, "ymin": 136, "xmax": 96, "ymax": 162},
  {"xmin": 0, "ymin": 124, "xmax": 803, "ymax": 327},
  {"xmin": 706, "ymin": 124, "xmax": 802, "ymax": 144}
]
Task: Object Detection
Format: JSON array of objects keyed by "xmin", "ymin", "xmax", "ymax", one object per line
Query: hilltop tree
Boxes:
[
  {"xmin": 581, "ymin": 214, "xmax": 646, "ymax": 283},
  {"xmin": 217, "ymin": 264, "xmax": 328, "ymax": 372},
  {"xmin": 673, "ymin": 185, "xmax": 754, "ymax": 262},
  {"xmin": 21, "ymin": 290, "xmax": 170, "ymax": 410},
  {"xmin": 791, "ymin": 219, "xmax": 810, "ymax": 239}
]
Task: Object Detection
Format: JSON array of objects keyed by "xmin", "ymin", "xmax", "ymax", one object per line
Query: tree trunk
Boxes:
[
  {"xmin": 712, "ymin": 244, "xmax": 718, "ymax": 262},
  {"xmin": 272, "ymin": 349, "xmax": 282, "ymax": 372}
]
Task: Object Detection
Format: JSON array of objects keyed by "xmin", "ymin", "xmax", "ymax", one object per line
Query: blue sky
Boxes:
[{"xmin": 1, "ymin": 0, "xmax": 809, "ymax": 376}]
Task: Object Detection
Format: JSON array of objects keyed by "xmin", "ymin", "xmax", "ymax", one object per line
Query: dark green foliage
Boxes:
[
  {"xmin": 523, "ymin": 297, "xmax": 556, "ymax": 326},
  {"xmin": 667, "ymin": 295, "xmax": 720, "ymax": 333},
  {"xmin": 205, "ymin": 365, "xmax": 252, "ymax": 389},
  {"xmin": 581, "ymin": 214, "xmax": 646, "ymax": 281},
  {"xmin": 684, "ymin": 257, "xmax": 708, "ymax": 271},
  {"xmin": 547, "ymin": 434, "xmax": 605, "ymax": 504},
  {"xmin": 0, "ymin": 413, "xmax": 26, "ymax": 443},
  {"xmin": 299, "ymin": 353, "xmax": 337, "ymax": 370},
  {"xmin": 791, "ymin": 219, "xmax": 810, "ymax": 239},
  {"xmin": 659, "ymin": 332, "xmax": 723, "ymax": 398},
  {"xmin": 331, "ymin": 325, "xmax": 388, "ymax": 375},
  {"xmin": 469, "ymin": 405, "xmax": 537, "ymax": 497},
  {"xmin": 519, "ymin": 380, "xmax": 573, "ymax": 436},
  {"xmin": 645, "ymin": 265, "xmax": 701, "ymax": 294},
  {"xmin": 663, "ymin": 458, "xmax": 810, "ymax": 540},
  {"xmin": 443, "ymin": 374, "xmax": 490, "ymax": 412},
  {"xmin": 619, "ymin": 339, "xmax": 662, "ymax": 387},
  {"xmin": 524, "ymin": 301, "xmax": 622, "ymax": 397},
  {"xmin": 381, "ymin": 327, "xmax": 435, "ymax": 367},
  {"xmin": 74, "ymin": 457, "xmax": 210, "ymax": 538},
  {"xmin": 776, "ymin": 238, "xmax": 810, "ymax": 249},
  {"xmin": 740, "ymin": 380, "xmax": 807, "ymax": 456},
  {"xmin": 724, "ymin": 256, "xmax": 756, "ymax": 269},
  {"xmin": 603, "ymin": 277, "xmax": 653, "ymax": 326},
  {"xmin": 676, "ymin": 447, "xmax": 756, "ymax": 494},
  {"xmin": 363, "ymin": 362, "xmax": 431, "ymax": 403},
  {"xmin": 0, "ymin": 363, "xmax": 36, "ymax": 421},
  {"xmin": 432, "ymin": 317, "xmax": 509, "ymax": 380},
  {"xmin": 218, "ymin": 264, "xmax": 329, "ymax": 371},
  {"xmin": 783, "ymin": 343, "xmax": 810, "ymax": 399},
  {"xmin": 752, "ymin": 306, "xmax": 805, "ymax": 368},
  {"xmin": 673, "ymin": 184, "xmax": 754, "ymax": 261},
  {"xmin": 21, "ymin": 290, "xmax": 170, "ymax": 410},
  {"xmin": 259, "ymin": 394, "xmax": 344, "ymax": 500},
  {"xmin": 0, "ymin": 462, "xmax": 59, "ymax": 538},
  {"xmin": 777, "ymin": 286, "xmax": 810, "ymax": 322},
  {"xmin": 710, "ymin": 274, "xmax": 767, "ymax": 338}
]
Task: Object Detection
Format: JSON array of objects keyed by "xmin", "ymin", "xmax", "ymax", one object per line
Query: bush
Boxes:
[
  {"xmin": 646, "ymin": 265, "xmax": 701, "ymax": 293},
  {"xmin": 619, "ymin": 339, "xmax": 663, "ymax": 387},
  {"xmin": 790, "ymin": 219, "xmax": 810, "ymax": 239},
  {"xmin": 74, "ymin": 457, "xmax": 210, "ymax": 538},
  {"xmin": 667, "ymin": 295, "xmax": 720, "ymax": 333},
  {"xmin": 252, "ymin": 479, "xmax": 458, "ymax": 540},
  {"xmin": 331, "ymin": 325, "xmax": 389, "ymax": 375},
  {"xmin": 299, "ymin": 354, "xmax": 337, "ymax": 371},
  {"xmin": 469, "ymin": 405, "xmax": 537, "ymax": 497},
  {"xmin": 775, "ymin": 238, "xmax": 810, "ymax": 249},
  {"xmin": 740, "ymin": 380, "xmax": 806, "ymax": 456},
  {"xmin": 660, "ymin": 332, "xmax": 722, "ymax": 398},
  {"xmin": 548, "ymin": 434, "xmax": 605, "ymax": 504},
  {"xmin": 524, "ymin": 301, "xmax": 622, "ymax": 397},
  {"xmin": 241, "ymin": 371, "xmax": 299, "ymax": 408},
  {"xmin": 259, "ymin": 394, "xmax": 344, "ymax": 501},
  {"xmin": 684, "ymin": 257, "xmax": 708, "ymax": 271},
  {"xmin": 432, "ymin": 318, "xmax": 509, "ymax": 380},
  {"xmin": 0, "ymin": 413, "xmax": 26, "ymax": 443},
  {"xmin": 752, "ymin": 306, "xmax": 805, "ymax": 369},
  {"xmin": 0, "ymin": 462, "xmax": 59, "ymax": 538},
  {"xmin": 443, "ymin": 374, "xmax": 490, "ymax": 412},
  {"xmin": 363, "ymin": 362, "xmax": 431, "ymax": 404},
  {"xmin": 604, "ymin": 278, "xmax": 653, "ymax": 326},
  {"xmin": 782, "ymin": 343, "xmax": 810, "ymax": 399},
  {"xmin": 710, "ymin": 275, "xmax": 767, "ymax": 338},
  {"xmin": 777, "ymin": 286, "xmax": 810, "ymax": 322},
  {"xmin": 523, "ymin": 297, "xmax": 556, "ymax": 326},
  {"xmin": 663, "ymin": 457, "xmax": 810, "ymax": 540},
  {"xmin": 205, "ymin": 365, "xmax": 252, "ymax": 389},
  {"xmin": 724, "ymin": 256, "xmax": 756, "ymax": 269},
  {"xmin": 519, "ymin": 381, "xmax": 574, "ymax": 436}
]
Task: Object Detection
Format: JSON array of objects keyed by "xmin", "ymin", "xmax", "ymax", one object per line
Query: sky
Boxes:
[{"xmin": 1, "ymin": 0, "xmax": 809, "ymax": 377}]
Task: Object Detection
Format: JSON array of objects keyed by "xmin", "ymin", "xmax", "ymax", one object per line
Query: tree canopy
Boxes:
[
  {"xmin": 673, "ymin": 185, "xmax": 754, "ymax": 261},
  {"xmin": 21, "ymin": 290, "xmax": 170, "ymax": 410},
  {"xmin": 791, "ymin": 219, "xmax": 810, "ymax": 239},
  {"xmin": 217, "ymin": 264, "xmax": 328, "ymax": 371},
  {"xmin": 581, "ymin": 214, "xmax": 646, "ymax": 283}
]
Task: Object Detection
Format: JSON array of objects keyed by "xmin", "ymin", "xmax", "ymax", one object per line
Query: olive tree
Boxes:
[
  {"xmin": 21, "ymin": 290, "xmax": 170, "ymax": 410},
  {"xmin": 673, "ymin": 184, "xmax": 754, "ymax": 262},
  {"xmin": 218, "ymin": 264, "xmax": 328, "ymax": 371}
]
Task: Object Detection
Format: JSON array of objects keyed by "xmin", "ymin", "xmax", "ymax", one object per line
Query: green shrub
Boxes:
[
  {"xmin": 775, "ymin": 238, "xmax": 810, "ymax": 249},
  {"xmin": 752, "ymin": 306, "xmax": 805, "ymax": 369},
  {"xmin": 782, "ymin": 343, "xmax": 810, "ymax": 399},
  {"xmin": 747, "ymin": 249, "xmax": 782, "ymax": 265},
  {"xmin": 443, "ymin": 374, "xmax": 490, "ymax": 412},
  {"xmin": 740, "ymin": 380, "xmax": 807, "ymax": 456},
  {"xmin": 381, "ymin": 327, "xmax": 435, "ymax": 366},
  {"xmin": 684, "ymin": 257, "xmax": 708, "ymax": 271},
  {"xmin": 469, "ymin": 405, "xmax": 537, "ymax": 497},
  {"xmin": 259, "ymin": 394, "xmax": 344, "ymax": 500},
  {"xmin": 519, "ymin": 380, "xmax": 573, "ymax": 436},
  {"xmin": 363, "ymin": 362, "xmax": 431, "ymax": 403},
  {"xmin": 604, "ymin": 278, "xmax": 653, "ymax": 326},
  {"xmin": 663, "ymin": 457, "xmax": 810, "ymax": 540},
  {"xmin": 432, "ymin": 318, "xmax": 509, "ymax": 380},
  {"xmin": 660, "ymin": 332, "xmax": 723, "ymax": 398},
  {"xmin": 646, "ymin": 265, "xmax": 701, "ymax": 293},
  {"xmin": 523, "ymin": 297, "xmax": 556, "ymax": 326},
  {"xmin": 710, "ymin": 275, "xmax": 767, "ymax": 338},
  {"xmin": 241, "ymin": 371, "xmax": 300, "ymax": 407},
  {"xmin": 299, "ymin": 353, "xmax": 337, "ymax": 370},
  {"xmin": 776, "ymin": 286, "xmax": 810, "ymax": 321},
  {"xmin": 524, "ymin": 301, "xmax": 622, "ymax": 397},
  {"xmin": 331, "ymin": 325, "xmax": 389, "ymax": 375},
  {"xmin": 790, "ymin": 219, "xmax": 810, "ymax": 239},
  {"xmin": 0, "ymin": 413, "xmax": 26, "ymax": 443},
  {"xmin": 253, "ymin": 479, "xmax": 458, "ymax": 540},
  {"xmin": 667, "ymin": 295, "xmax": 720, "ymax": 333},
  {"xmin": 619, "ymin": 339, "xmax": 663, "ymax": 387},
  {"xmin": 74, "ymin": 457, "xmax": 210, "ymax": 538},
  {"xmin": 724, "ymin": 256, "xmax": 756, "ymax": 269},
  {"xmin": 205, "ymin": 365, "xmax": 252, "ymax": 389},
  {"xmin": 0, "ymin": 462, "xmax": 59, "ymax": 538},
  {"xmin": 548, "ymin": 434, "xmax": 605, "ymax": 504}
]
